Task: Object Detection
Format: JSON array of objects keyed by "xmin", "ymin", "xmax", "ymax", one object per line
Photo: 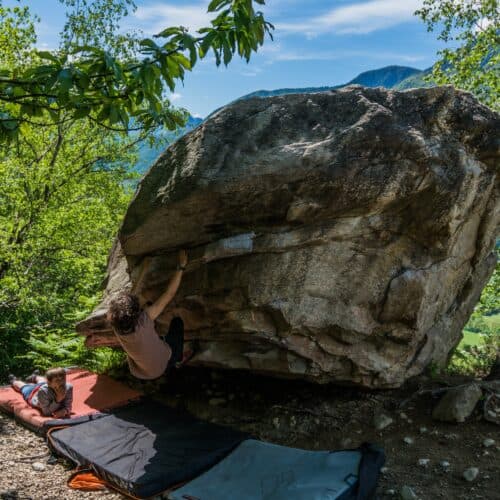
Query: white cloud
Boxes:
[
  {"xmin": 168, "ymin": 92, "xmax": 182, "ymax": 101},
  {"xmin": 270, "ymin": 49, "xmax": 425, "ymax": 64},
  {"xmin": 475, "ymin": 17, "xmax": 493, "ymax": 32},
  {"xmin": 277, "ymin": 0, "xmax": 423, "ymax": 36},
  {"xmin": 132, "ymin": 1, "xmax": 211, "ymax": 35},
  {"xmin": 259, "ymin": 42, "xmax": 425, "ymax": 65}
]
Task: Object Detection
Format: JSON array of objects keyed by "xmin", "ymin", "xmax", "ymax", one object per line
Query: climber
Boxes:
[{"xmin": 107, "ymin": 250, "xmax": 191, "ymax": 380}]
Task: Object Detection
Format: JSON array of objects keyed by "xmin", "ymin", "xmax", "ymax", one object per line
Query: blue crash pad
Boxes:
[{"xmin": 169, "ymin": 439, "xmax": 382, "ymax": 500}]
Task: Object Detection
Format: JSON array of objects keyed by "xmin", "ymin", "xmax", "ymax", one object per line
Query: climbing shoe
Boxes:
[{"xmin": 25, "ymin": 369, "xmax": 40, "ymax": 383}]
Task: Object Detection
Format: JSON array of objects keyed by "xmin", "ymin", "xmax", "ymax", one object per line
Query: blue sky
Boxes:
[{"xmin": 8, "ymin": 0, "xmax": 445, "ymax": 117}]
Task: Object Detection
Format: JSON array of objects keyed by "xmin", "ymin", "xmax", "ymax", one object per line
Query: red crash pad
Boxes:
[{"xmin": 0, "ymin": 368, "xmax": 142, "ymax": 432}]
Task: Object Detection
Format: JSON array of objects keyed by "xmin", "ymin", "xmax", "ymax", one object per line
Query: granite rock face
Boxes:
[{"xmin": 78, "ymin": 86, "xmax": 499, "ymax": 388}]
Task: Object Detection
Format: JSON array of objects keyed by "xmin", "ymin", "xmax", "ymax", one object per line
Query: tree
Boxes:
[
  {"xmin": 0, "ymin": 0, "xmax": 273, "ymax": 142},
  {"xmin": 416, "ymin": 0, "xmax": 499, "ymax": 110},
  {"xmin": 0, "ymin": 0, "xmax": 271, "ymax": 377},
  {"xmin": 0, "ymin": 1, "xmax": 139, "ymax": 377},
  {"xmin": 0, "ymin": 119, "xmax": 136, "ymax": 376}
]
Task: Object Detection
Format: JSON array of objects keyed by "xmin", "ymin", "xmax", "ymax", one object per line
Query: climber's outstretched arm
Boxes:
[
  {"xmin": 131, "ymin": 257, "xmax": 152, "ymax": 294},
  {"xmin": 145, "ymin": 250, "xmax": 188, "ymax": 321}
]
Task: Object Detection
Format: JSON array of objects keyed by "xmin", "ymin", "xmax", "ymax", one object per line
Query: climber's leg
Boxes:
[{"xmin": 164, "ymin": 317, "xmax": 184, "ymax": 367}]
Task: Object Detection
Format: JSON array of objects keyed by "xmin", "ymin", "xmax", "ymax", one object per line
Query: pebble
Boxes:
[
  {"xmin": 400, "ymin": 412, "xmax": 408, "ymax": 420},
  {"xmin": 419, "ymin": 427, "xmax": 427, "ymax": 434},
  {"xmin": 440, "ymin": 460, "xmax": 450, "ymax": 469},
  {"xmin": 208, "ymin": 398, "xmax": 226, "ymax": 406},
  {"xmin": 380, "ymin": 466, "xmax": 389, "ymax": 475},
  {"xmin": 290, "ymin": 416, "xmax": 297, "ymax": 428},
  {"xmin": 386, "ymin": 489, "xmax": 396, "ymax": 496},
  {"xmin": 483, "ymin": 438, "xmax": 495, "ymax": 448},
  {"xmin": 32, "ymin": 462, "xmax": 46, "ymax": 472},
  {"xmin": 400, "ymin": 485, "xmax": 418, "ymax": 500},
  {"xmin": 403, "ymin": 436, "xmax": 414, "ymax": 445},
  {"xmin": 418, "ymin": 458, "xmax": 430, "ymax": 467},
  {"xmin": 373, "ymin": 413, "xmax": 393, "ymax": 430},
  {"xmin": 463, "ymin": 467, "xmax": 479, "ymax": 482},
  {"xmin": 272, "ymin": 417, "xmax": 280, "ymax": 429}
]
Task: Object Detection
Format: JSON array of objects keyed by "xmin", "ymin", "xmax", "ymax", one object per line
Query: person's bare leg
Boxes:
[
  {"xmin": 12, "ymin": 380, "xmax": 26, "ymax": 392},
  {"xmin": 34, "ymin": 376, "xmax": 46, "ymax": 384}
]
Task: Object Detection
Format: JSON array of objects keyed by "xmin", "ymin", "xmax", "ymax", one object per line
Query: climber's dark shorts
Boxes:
[{"xmin": 162, "ymin": 317, "xmax": 184, "ymax": 368}]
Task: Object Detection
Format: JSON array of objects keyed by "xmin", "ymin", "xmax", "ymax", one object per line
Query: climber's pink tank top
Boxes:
[{"xmin": 115, "ymin": 311, "xmax": 172, "ymax": 380}]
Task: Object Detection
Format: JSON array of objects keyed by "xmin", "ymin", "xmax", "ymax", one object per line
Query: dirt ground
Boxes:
[{"xmin": 1, "ymin": 367, "xmax": 499, "ymax": 499}]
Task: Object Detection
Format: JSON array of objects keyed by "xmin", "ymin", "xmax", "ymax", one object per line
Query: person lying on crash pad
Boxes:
[
  {"xmin": 9, "ymin": 367, "xmax": 73, "ymax": 418},
  {"xmin": 108, "ymin": 249, "xmax": 193, "ymax": 380}
]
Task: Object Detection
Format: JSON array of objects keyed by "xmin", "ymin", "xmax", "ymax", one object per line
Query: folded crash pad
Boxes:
[
  {"xmin": 169, "ymin": 439, "xmax": 385, "ymax": 500},
  {"xmin": 0, "ymin": 368, "xmax": 142, "ymax": 433},
  {"xmin": 48, "ymin": 398, "xmax": 248, "ymax": 498}
]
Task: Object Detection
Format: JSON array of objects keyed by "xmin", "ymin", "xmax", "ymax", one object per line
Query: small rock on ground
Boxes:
[
  {"xmin": 463, "ymin": 467, "xmax": 479, "ymax": 482},
  {"xmin": 432, "ymin": 384, "xmax": 482, "ymax": 423},
  {"xmin": 400, "ymin": 485, "xmax": 418, "ymax": 500},
  {"xmin": 373, "ymin": 413, "xmax": 394, "ymax": 430}
]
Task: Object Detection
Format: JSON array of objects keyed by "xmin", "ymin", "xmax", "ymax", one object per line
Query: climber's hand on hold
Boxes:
[
  {"xmin": 146, "ymin": 251, "xmax": 187, "ymax": 322},
  {"xmin": 178, "ymin": 249, "xmax": 188, "ymax": 269}
]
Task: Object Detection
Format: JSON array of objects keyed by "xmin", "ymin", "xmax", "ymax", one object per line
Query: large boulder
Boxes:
[{"xmin": 77, "ymin": 86, "xmax": 499, "ymax": 388}]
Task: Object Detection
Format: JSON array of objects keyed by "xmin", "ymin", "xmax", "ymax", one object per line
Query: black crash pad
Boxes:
[{"xmin": 48, "ymin": 399, "xmax": 248, "ymax": 498}]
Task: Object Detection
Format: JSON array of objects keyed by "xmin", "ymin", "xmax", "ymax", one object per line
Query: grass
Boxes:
[
  {"xmin": 483, "ymin": 313, "xmax": 500, "ymax": 330},
  {"xmin": 461, "ymin": 329, "xmax": 487, "ymax": 347},
  {"xmin": 446, "ymin": 313, "xmax": 499, "ymax": 377}
]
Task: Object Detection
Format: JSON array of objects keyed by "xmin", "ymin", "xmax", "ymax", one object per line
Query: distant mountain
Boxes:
[
  {"xmin": 134, "ymin": 115, "xmax": 203, "ymax": 173},
  {"xmin": 393, "ymin": 67, "xmax": 434, "ymax": 90},
  {"xmin": 236, "ymin": 65, "xmax": 424, "ymax": 101},
  {"xmin": 347, "ymin": 65, "xmax": 422, "ymax": 88}
]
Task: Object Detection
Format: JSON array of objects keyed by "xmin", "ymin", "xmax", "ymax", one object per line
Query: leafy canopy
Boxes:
[
  {"xmin": 416, "ymin": 0, "xmax": 499, "ymax": 110},
  {"xmin": 0, "ymin": 1, "xmax": 137, "ymax": 376},
  {"xmin": 0, "ymin": 0, "xmax": 273, "ymax": 141}
]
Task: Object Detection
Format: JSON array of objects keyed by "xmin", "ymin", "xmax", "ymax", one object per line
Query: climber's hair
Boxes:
[{"xmin": 108, "ymin": 292, "xmax": 141, "ymax": 335}]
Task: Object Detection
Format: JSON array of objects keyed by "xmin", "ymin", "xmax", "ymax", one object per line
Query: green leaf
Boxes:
[
  {"xmin": 73, "ymin": 106, "xmax": 91, "ymax": 119},
  {"xmin": 222, "ymin": 39, "xmax": 232, "ymax": 66},
  {"xmin": 181, "ymin": 35, "xmax": 198, "ymax": 66},
  {"xmin": 155, "ymin": 27, "xmax": 182, "ymax": 38},
  {"xmin": 57, "ymin": 68, "xmax": 73, "ymax": 93},
  {"xmin": 208, "ymin": 0, "xmax": 229, "ymax": 13},
  {"xmin": 37, "ymin": 51, "xmax": 61, "ymax": 64}
]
